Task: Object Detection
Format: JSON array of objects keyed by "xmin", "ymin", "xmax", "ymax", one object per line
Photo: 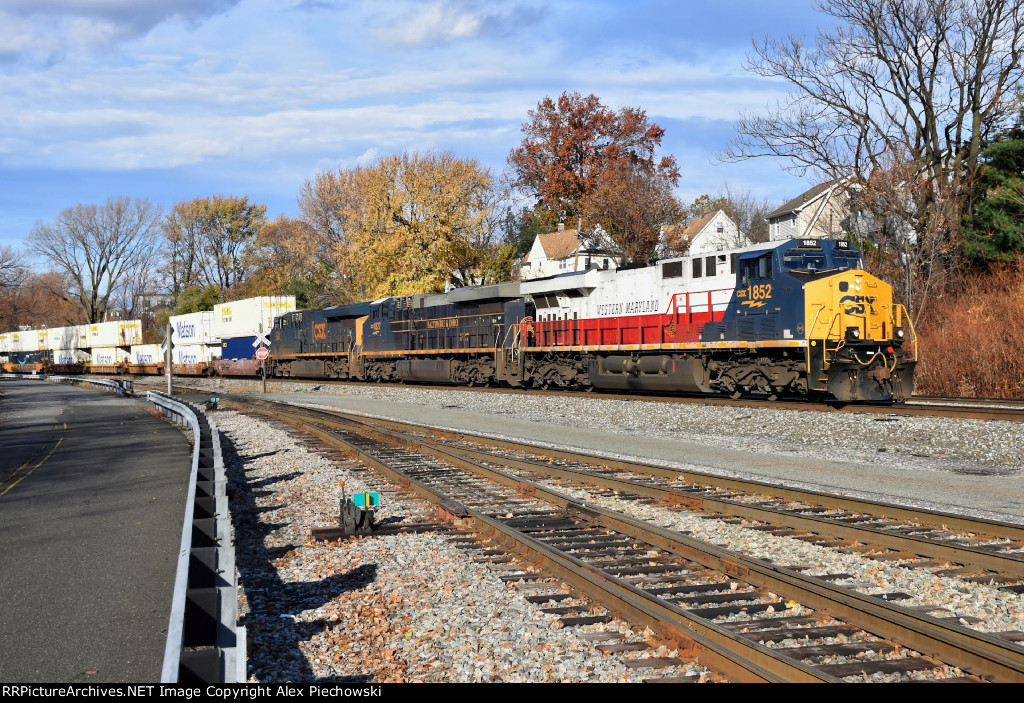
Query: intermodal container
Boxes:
[
  {"xmin": 52, "ymin": 349, "xmax": 88, "ymax": 364},
  {"xmin": 131, "ymin": 344, "xmax": 163, "ymax": 365},
  {"xmin": 90, "ymin": 347, "xmax": 130, "ymax": 365},
  {"xmin": 170, "ymin": 311, "xmax": 217, "ymax": 346},
  {"xmin": 87, "ymin": 320, "xmax": 143, "ymax": 347},
  {"xmin": 214, "ymin": 296, "xmax": 295, "ymax": 340},
  {"xmin": 10, "ymin": 331, "xmax": 39, "ymax": 353},
  {"xmin": 220, "ymin": 336, "xmax": 257, "ymax": 360},
  {"xmin": 46, "ymin": 327, "xmax": 80, "ymax": 350}
]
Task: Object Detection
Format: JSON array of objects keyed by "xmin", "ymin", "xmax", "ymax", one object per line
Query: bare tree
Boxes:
[
  {"xmin": 196, "ymin": 196, "xmax": 266, "ymax": 291},
  {"xmin": 27, "ymin": 197, "xmax": 161, "ymax": 323},
  {"xmin": 723, "ymin": 0, "xmax": 1024, "ymax": 315},
  {"xmin": 0, "ymin": 244, "xmax": 27, "ymax": 291},
  {"xmin": 699, "ymin": 184, "xmax": 778, "ymax": 244},
  {"xmin": 160, "ymin": 195, "xmax": 267, "ymax": 297},
  {"xmin": 726, "ymin": 0, "xmax": 1024, "ymax": 182},
  {"xmin": 161, "ymin": 199, "xmax": 207, "ymax": 298}
]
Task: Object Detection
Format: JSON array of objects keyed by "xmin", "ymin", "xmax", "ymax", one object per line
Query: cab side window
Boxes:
[{"xmin": 740, "ymin": 254, "xmax": 774, "ymax": 284}]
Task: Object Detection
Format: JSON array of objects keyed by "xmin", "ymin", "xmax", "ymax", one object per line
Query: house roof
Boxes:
[
  {"xmin": 661, "ymin": 210, "xmax": 722, "ymax": 252},
  {"xmin": 766, "ymin": 180, "xmax": 843, "ymax": 220},
  {"xmin": 524, "ymin": 228, "xmax": 580, "ymax": 263},
  {"xmin": 681, "ymin": 211, "xmax": 718, "ymax": 237}
]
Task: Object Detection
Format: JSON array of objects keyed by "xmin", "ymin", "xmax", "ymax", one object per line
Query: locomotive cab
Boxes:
[{"xmin": 703, "ymin": 239, "xmax": 916, "ymax": 402}]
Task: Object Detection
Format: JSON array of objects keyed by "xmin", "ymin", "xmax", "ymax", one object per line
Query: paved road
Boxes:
[{"xmin": 0, "ymin": 379, "xmax": 190, "ymax": 682}]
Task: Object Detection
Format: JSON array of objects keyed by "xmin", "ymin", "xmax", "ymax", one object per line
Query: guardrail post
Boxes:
[{"xmin": 147, "ymin": 391, "xmax": 245, "ymax": 684}]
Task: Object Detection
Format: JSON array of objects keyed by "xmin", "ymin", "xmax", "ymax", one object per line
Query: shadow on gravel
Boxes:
[
  {"xmin": 221, "ymin": 431, "xmax": 380, "ymax": 682},
  {"xmin": 248, "ymin": 471, "xmax": 302, "ymax": 489}
]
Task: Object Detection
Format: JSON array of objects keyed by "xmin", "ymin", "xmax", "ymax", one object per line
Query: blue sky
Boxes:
[{"xmin": 0, "ymin": 0, "xmax": 827, "ymax": 249}]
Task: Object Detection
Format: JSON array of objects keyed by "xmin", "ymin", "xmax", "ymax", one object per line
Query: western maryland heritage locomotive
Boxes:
[{"xmin": 268, "ymin": 238, "xmax": 916, "ymax": 402}]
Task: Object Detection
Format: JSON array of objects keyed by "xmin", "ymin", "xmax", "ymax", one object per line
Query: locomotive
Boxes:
[{"xmin": 268, "ymin": 238, "xmax": 916, "ymax": 402}]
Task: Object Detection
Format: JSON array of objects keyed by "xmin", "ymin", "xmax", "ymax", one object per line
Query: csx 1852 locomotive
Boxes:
[{"xmin": 269, "ymin": 238, "xmax": 916, "ymax": 402}]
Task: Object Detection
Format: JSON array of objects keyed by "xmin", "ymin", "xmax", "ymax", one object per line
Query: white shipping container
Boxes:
[
  {"xmin": 130, "ymin": 344, "xmax": 163, "ymax": 365},
  {"xmin": 170, "ymin": 311, "xmax": 217, "ymax": 345},
  {"xmin": 120, "ymin": 320, "xmax": 142, "ymax": 345},
  {"xmin": 52, "ymin": 349, "xmax": 88, "ymax": 364},
  {"xmin": 10, "ymin": 331, "xmax": 39, "ymax": 353},
  {"xmin": 46, "ymin": 326, "xmax": 79, "ymax": 350},
  {"xmin": 90, "ymin": 347, "xmax": 130, "ymax": 365},
  {"xmin": 37, "ymin": 330, "xmax": 50, "ymax": 350},
  {"xmin": 0, "ymin": 333, "xmax": 8, "ymax": 354},
  {"xmin": 173, "ymin": 344, "xmax": 215, "ymax": 365},
  {"xmin": 214, "ymin": 296, "xmax": 296, "ymax": 340},
  {"xmin": 87, "ymin": 320, "xmax": 143, "ymax": 347}
]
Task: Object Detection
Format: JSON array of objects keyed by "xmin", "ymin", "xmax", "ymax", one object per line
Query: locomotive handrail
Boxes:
[
  {"xmin": 893, "ymin": 304, "xmax": 919, "ymax": 361},
  {"xmin": 147, "ymin": 391, "xmax": 245, "ymax": 684},
  {"xmin": 807, "ymin": 304, "xmax": 826, "ymax": 341},
  {"xmin": 819, "ymin": 312, "xmax": 847, "ymax": 369}
]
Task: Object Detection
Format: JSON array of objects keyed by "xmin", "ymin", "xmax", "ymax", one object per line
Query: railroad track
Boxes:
[
  {"xmin": 123, "ymin": 374, "xmax": 1024, "ymax": 423},
  {"xmin": 226, "ymin": 396, "xmax": 1024, "ymax": 683}
]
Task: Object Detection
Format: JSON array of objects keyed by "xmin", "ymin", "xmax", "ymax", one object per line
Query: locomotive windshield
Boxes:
[
  {"xmin": 781, "ymin": 252, "xmax": 827, "ymax": 273},
  {"xmin": 831, "ymin": 251, "xmax": 863, "ymax": 270}
]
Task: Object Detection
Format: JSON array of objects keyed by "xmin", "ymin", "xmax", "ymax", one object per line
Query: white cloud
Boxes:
[
  {"xmin": 0, "ymin": 0, "xmax": 806, "ymax": 219},
  {"xmin": 373, "ymin": 0, "xmax": 544, "ymax": 47},
  {"xmin": 0, "ymin": 0, "xmax": 242, "ymax": 60}
]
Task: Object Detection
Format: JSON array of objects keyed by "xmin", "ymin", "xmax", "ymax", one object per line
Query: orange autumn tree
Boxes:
[{"xmin": 509, "ymin": 91, "xmax": 681, "ymax": 262}]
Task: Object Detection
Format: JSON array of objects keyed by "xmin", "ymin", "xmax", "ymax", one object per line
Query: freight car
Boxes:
[{"xmin": 265, "ymin": 238, "xmax": 915, "ymax": 402}]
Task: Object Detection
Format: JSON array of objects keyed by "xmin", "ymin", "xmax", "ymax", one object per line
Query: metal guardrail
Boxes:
[
  {"xmin": 1, "ymin": 373, "xmax": 132, "ymax": 395},
  {"xmin": 147, "ymin": 391, "xmax": 245, "ymax": 684}
]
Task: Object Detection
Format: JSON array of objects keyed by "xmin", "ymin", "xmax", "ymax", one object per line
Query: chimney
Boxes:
[{"xmin": 557, "ymin": 223, "xmax": 565, "ymax": 232}]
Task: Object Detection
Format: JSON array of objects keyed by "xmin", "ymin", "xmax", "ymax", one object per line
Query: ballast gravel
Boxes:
[
  {"xmin": 215, "ymin": 411, "xmax": 704, "ymax": 683},
  {"xmin": 175, "ymin": 377, "xmax": 1023, "ymax": 523}
]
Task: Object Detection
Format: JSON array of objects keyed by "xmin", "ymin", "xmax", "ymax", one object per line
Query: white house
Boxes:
[
  {"xmin": 519, "ymin": 225, "xmax": 619, "ymax": 280},
  {"xmin": 658, "ymin": 210, "xmax": 747, "ymax": 258},
  {"xmin": 766, "ymin": 178, "xmax": 853, "ymax": 241}
]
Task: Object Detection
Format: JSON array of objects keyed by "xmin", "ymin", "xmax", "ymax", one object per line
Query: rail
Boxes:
[
  {"xmin": 147, "ymin": 391, "xmax": 245, "ymax": 684},
  {"xmin": 0, "ymin": 373, "xmax": 133, "ymax": 395}
]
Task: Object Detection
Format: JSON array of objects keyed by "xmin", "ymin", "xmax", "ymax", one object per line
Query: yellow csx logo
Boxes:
[
  {"xmin": 312, "ymin": 322, "xmax": 327, "ymax": 340},
  {"xmin": 739, "ymin": 284, "xmax": 772, "ymax": 308}
]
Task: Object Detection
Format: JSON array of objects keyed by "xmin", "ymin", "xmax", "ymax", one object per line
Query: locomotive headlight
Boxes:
[
  {"xmin": 846, "ymin": 327, "xmax": 860, "ymax": 340},
  {"xmin": 896, "ymin": 329, "xmax": 905, "ymax": 339}
]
